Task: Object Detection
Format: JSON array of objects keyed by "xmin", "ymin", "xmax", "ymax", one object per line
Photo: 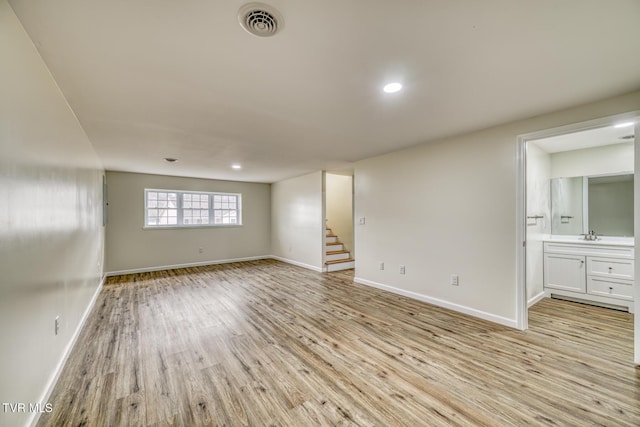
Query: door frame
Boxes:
[{"xmin": 515, "ymin": 110, "xmax": 639, "ymax": 352}]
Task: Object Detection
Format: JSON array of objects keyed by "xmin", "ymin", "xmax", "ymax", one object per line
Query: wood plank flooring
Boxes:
[{"xmin": 38, "ymin": 259, "xmax": 639, "ymax": 426}]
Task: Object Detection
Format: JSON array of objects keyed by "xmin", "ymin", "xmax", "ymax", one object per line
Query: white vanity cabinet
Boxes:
[{"xmin": 543, "ymin": 240, "xmax": 634, "ymax": 312}]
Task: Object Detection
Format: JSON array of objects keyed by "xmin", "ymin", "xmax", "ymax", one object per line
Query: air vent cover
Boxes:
[{"xmin": 238, "ymin": 3, "xmax": 283, "ymax": 37}]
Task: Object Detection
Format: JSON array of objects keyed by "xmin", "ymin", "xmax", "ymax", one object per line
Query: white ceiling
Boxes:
[
  {"xmin": 9, "ymin": 0, "xmax": 640, "ymax": 183},
  {"xmin": 531, "ymin": 123, "xmax": 636, "ymax": 153}
]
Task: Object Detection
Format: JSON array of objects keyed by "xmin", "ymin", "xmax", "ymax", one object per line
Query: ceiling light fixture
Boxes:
[
  {"xmin": 163, "ymin": 157, "xmax": 178, "ymax": 163},
  {"xmin": 231, "ymin": 164, "xmax": 242, "ymax": 170},
  {"xmin": 614, "ymin": 121, "xmax": 635, "ymax": 128},
  {"xmin": 383, "ymin": 82, "xmax": 402, "ymax": 93}
]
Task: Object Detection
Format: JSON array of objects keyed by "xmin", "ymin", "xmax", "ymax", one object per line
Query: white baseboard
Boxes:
[
  {"xmin": 28, "ymin": 274, "xmax": 106, "ymax": 427},
  {"xmin": 105, "ymin": 255, "xmax": 271, "ymax": 277},
  {"xmin": 527, "ymin": 291, "xmax": 546, "ymax": 308},
  {"xmin": 269, "ymin": 255, "xmax": 324, "ymax": 272},
  {"xmin": 354, "ymin": 277, "xmax": 518, "ymax": 329}
]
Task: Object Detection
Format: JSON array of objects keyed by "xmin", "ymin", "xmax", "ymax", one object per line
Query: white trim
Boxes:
[
  {"xmin": 106, "ymin": 256, "xmax": 270, "ymax": 276},
  {"xmin": 354, "ymin": 277, "xmax": 517, "ymax": 329},
  {"xmin": 635, "ymin": 122, "xmax": 640, "ymax": 365},
  {"xmin": 527, "ymin": 291, "xmax": 546, "ymax": 308},
  {"xmin": 516, "ymin": 110, "xmax": 640, "ymax": 335},
  {"xmin": 28, "ymin": 275, "xmax": 106, "ymax": 427},
  {"xmin": 270, "ymin": 255, "xmax": 325, "ymax": 272},
  {"xmin": 516, "ymin": 133, "xmax": 527, "ymax": 331}
]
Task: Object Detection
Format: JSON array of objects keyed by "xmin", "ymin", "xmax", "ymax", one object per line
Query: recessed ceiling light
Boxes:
[
  {"xmin": 383, "ymin": 82, "xmax": 402, "ymax": 93},
  {"xmin": 231, "ymin": 164, "xmax": 242, "ymax": 170},
  {"xmin": 163, "ymin": 157, "xmax": 178, "ymax": 163},
  {"xmin": 614, "ymin": 121, "xmax": 635, "ymax": 128}
]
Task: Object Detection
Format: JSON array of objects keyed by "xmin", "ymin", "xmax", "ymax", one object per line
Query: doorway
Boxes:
[
  {"xmin": 516, "ymin": 111, "xmax": 640, "ymax": 364},
  {"xmin": 324, "ymin": 171, "xmax": 355, "ymax": 272}
]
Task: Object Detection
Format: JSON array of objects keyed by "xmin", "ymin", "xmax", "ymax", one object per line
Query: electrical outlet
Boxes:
[
  {"xmin": 379, "ymin": 262, "xmax": 384, "ymax": 270},
  {"xmin": 359, "ymin": 217, "xmax": 366, "ymax": 225},
  {"xmin": 450, "ymin": 274, "xmax": 459, "ymax": 286},
  {"xmin": 198, "ymin": 247, "xmax": 204, "ymax": 254},
  {"xmin": 55, "ymin": 316, "xmax": 60, "ymax": 336},
  {"xmin": 400, "ymin": 265, "xmax": 406, "ymax": 275}
]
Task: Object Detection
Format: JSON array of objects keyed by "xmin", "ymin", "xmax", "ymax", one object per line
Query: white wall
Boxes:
[
  {"xmin": 271, "ymin": 171, "xmax": 324, "ymax": 271},
  {"xmin": 550, "ymin": 176, "xmax": 585, "ymax": 235},
  {"xmin": 355, "ymin": 90, "xmax": 640, "ymax": 327},
  {"xmin": 105, "ymin": 171, "xmax": 271, "ymax": 273},
  {"xmin": 325, "ymin": 173, "xmax": 353, "ymax": 255},
  {"xmin": 0, "ymin": 2, "xmax": 104, "ymax": 426},
  {"xmin": 526, "ymin": 144, "xmax": 551, "ymax": 304},
  {"xmin": 550, "ymin": 141, "xmax": 633, "ymax": 178}
]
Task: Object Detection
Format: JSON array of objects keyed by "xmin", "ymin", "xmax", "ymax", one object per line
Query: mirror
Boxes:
[
  {"xmin": 588, "ymin": 174, "xmax": 634, "ymax": 236},
  {"xmin": 551, "ymin": 173, "xmax": 634, "ymax": 237}
]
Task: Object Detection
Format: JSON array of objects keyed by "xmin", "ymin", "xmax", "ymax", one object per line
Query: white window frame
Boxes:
[{"xmin": 144, "ymin": 189, "xmax": 242, "ymax": 228}]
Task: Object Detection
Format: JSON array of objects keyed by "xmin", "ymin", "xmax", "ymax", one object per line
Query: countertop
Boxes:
[{"xmin": 544, "ymin": 235, "xmax": 634, "ymax": 247}]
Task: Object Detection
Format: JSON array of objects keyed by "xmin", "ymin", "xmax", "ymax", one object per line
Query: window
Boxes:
[
  {"xmin": 145, "ymin": 189, "xmax": 242, "ymax": 228},
  {"xmin": 146, "ymin": 191, "xmax": 178, "ymax": 226}
]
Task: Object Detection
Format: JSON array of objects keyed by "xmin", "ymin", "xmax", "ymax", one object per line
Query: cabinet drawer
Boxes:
[
  {"xmin": 588, "ymin": 257, "xmax": 634, "ymax": 280},
  {"xmin": 587, "ymin": 277, "xmax": 633, "ymax": 301}
]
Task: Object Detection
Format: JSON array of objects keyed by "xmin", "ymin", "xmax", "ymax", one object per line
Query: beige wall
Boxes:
[
  {"xmin": 550, "ymin": 141, "xmax": 634, "ymax": 178},
  {"xmin": 355, "ymin": 90, "xmax": 640, "ymax": 326},
  {"xmin": 271, "ymin": 171, "xmax": 324, "ymax": 271},
  {"xmin": 526, "ymin": 144, "xmax": 551, "ymax": 303},
  {"xmin": 0, "ymin": 2, "xmax": 105, "ymax": 426},
  {"xmin": 105, "ymin": 171, "xmax": 271, "ymax": 273},
  {"xmin": 326, "ymin": 173, "xmax": 353, "ymax": 255}
]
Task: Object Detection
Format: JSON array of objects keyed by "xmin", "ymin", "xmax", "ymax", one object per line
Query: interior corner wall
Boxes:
[
  {"xmin": 326, "ymin": 173, "xmax": 353, "ymax": 255},
  {"xmin": 0, "ymin": 2, "xmax": 105, "ymax": 426},
  {"xmin": 271, "ymin": 171, "xmax": 324, "ymax": 271},
  {"xmin": 526, "ymin": 144, "xmax": 551, "ymax": 302},
  {"xmin": 354, "ymin": 90, "xmax": 640, "ymax": 326},
  {"xmin": 105, "ymin": 171, "xmax": 271, "ymax": 274}
]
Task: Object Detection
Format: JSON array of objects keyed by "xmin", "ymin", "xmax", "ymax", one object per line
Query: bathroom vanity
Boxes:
[{"xmin": 543, "ymin": 236, "xmax": 634, "ymax": 312}]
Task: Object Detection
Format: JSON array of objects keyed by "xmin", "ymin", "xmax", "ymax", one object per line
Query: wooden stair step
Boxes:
[
  {"xmin": 325, "ymin": 258, "xmax": 355, "ymax": 265},
  {"xmin": 326, "ymin": 233, "xmax": 337, "ymax": 237},
  {"xmin": 326, "ymin": 241, "xmax": 342, "ymax": 246},
  {"xmin": 326, "ymin": 250, "xmax": 349, "ymax": 255}
]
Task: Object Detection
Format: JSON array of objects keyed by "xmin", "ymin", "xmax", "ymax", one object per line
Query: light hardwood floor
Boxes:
[{"xmin": 38, "ymin": 260, "xmax": 639, "ymax": 426}]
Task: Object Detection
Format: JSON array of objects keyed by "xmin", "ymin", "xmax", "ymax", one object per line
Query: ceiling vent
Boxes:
[{"xmin": 238, "ymin": 3, "xmax": 283, "ymax": 37}]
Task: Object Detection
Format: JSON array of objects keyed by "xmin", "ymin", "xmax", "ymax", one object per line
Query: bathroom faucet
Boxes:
[{"xmin": 584, "ymin": 230, "xmax": 598, "ymax": 241}]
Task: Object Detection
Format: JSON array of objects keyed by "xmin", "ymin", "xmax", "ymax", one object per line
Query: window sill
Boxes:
[{"xmin": 143, "ymin": 224, "xmax": 243, "ymax": 230}]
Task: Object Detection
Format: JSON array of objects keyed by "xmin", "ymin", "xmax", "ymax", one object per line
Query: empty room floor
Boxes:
[{"xmin": 38, "ymin": 259, "xmax": 639, "ymax": 426}]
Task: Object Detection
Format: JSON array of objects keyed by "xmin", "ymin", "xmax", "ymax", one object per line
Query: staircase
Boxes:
[{"xmin": 325, "ymin": 226, "xmax": 355, "ymax": 272}]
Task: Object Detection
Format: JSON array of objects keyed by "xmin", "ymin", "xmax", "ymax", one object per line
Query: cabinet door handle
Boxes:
[
  {"xmin": 608, "ymin": 267, "xmax": 613, "ymax": 272},
  {"xmin": 580, "ymin": 260, "xmax": 584, "ymax": 264}
]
